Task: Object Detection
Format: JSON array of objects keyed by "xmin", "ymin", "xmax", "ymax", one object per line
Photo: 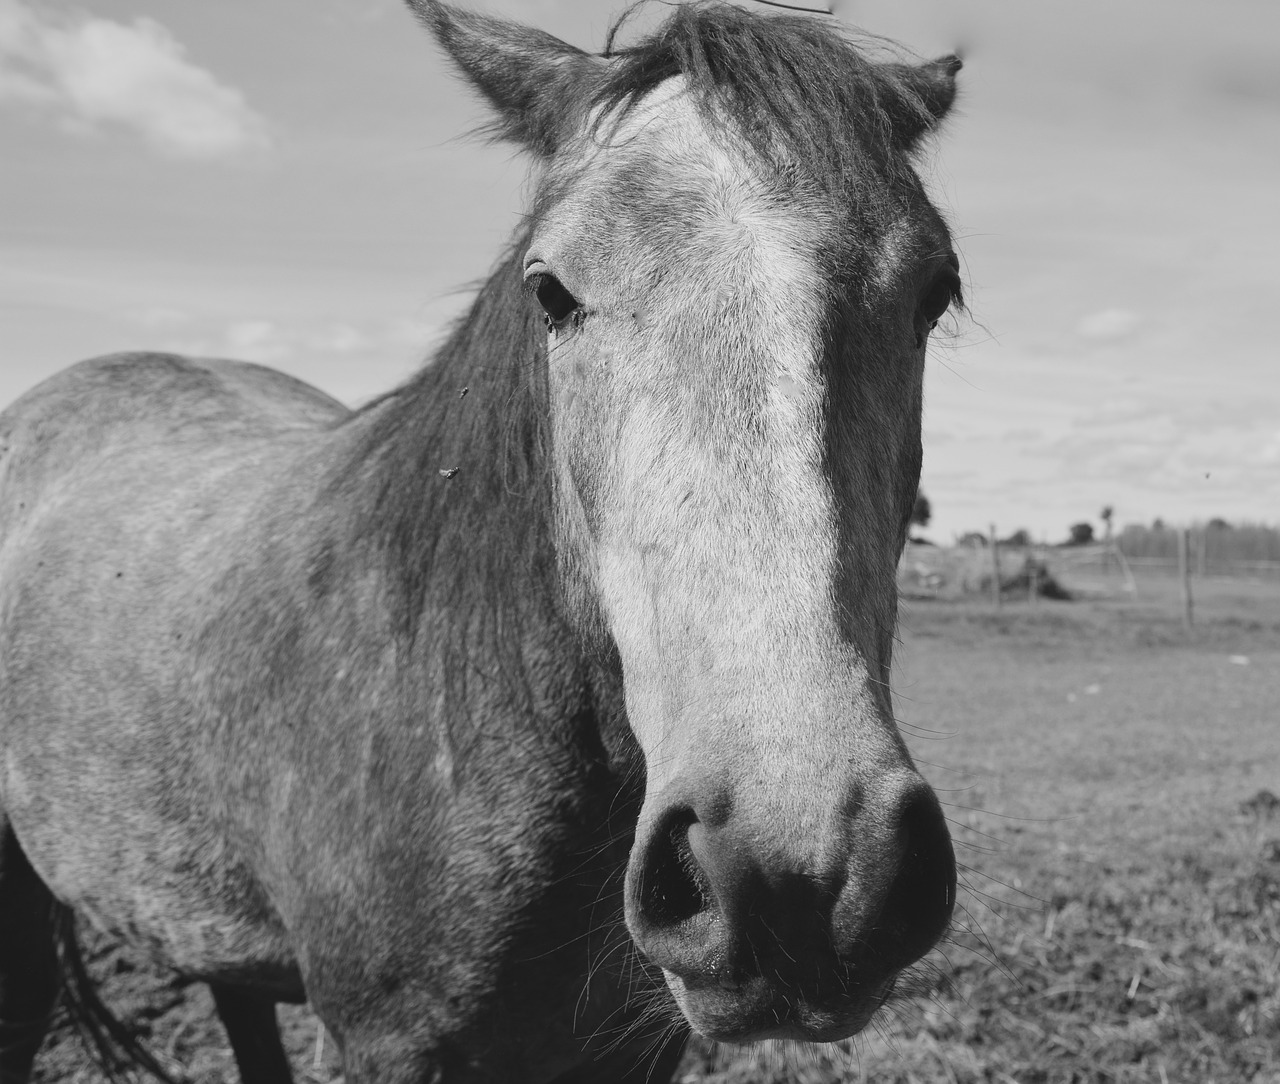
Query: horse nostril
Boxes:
[
  {"xmin": 878, "ymin": 787, "xmax": 956, "ymax": 961},
  {"xmin": 637, "ymin": 811, "xmax": 710, "ymax": 928}
]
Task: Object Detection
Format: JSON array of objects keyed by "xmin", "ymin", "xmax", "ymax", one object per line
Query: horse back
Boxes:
[{"xmin": 0, "ymin": 352, "xmax": 347, "ymax": 516}]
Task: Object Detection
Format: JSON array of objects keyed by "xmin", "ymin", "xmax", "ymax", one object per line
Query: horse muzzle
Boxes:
[{"xmin": 623, "ymin": 772, "xmax": 956, "ymax": 1042}]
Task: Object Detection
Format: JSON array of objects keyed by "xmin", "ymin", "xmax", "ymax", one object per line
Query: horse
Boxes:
[{"xmin": 0, "ymin": 2, "xmax": 966, "ymax": 1081}]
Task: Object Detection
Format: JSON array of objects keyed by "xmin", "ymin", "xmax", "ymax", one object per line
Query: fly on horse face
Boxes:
[{"xmin": 0, "ymin": 2, "xmax": 965, "ymax": 1082}]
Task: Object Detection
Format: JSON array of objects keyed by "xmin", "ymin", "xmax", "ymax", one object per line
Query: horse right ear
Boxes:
[{"xmin": 405, "ymin": 0, "xmax": 602, "ymax": 156}]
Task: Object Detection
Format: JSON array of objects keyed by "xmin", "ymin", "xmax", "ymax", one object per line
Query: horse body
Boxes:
[
  {"xmin": 1, "ymin": 348, "xmax": 641, "ymax": 1080},
  {"xmin": 0, "ymin": 3, "xmax": 967, "ymax": 1082},
  {"xmin": 0, "ymin": 353, "xmax": 353, "ymax": 982}
]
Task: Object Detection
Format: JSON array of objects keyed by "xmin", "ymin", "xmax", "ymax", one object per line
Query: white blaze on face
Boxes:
[{"xmin": 539, "ymin": 80, "xmax": 879, "ymax": 809}]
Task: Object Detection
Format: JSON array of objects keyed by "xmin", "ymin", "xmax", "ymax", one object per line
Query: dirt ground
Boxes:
[{"xmin": 28, "ymin": 581, "xmax": 1280, "ymax": 1083}]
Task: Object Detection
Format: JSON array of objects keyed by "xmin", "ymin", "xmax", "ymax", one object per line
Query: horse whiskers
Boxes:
[
  {"xmin": 956, "ymin": 864, "xmax": 1045, "ymax": 909},
  {"xmin": 942, "ymin": 817, "xmax": 1010, "ymax": 849},
  {"xmin": 940, "ymin": 908, "xmax": 1021, "ymax": 988},
  {"xmin": 582, "ymin": 982, "xmax": 675, "ymax": 1061},
  {"xmin": 893, "ymin": 716, "xmax": 961, "ymax": 740},
  {"xmin": 574, "ymin": 935, "xmax": 641, "ymax": 1031},
  {"xmin": 638, "ymin": 1023, "xmax": 687, "ymax": 1084},
  {"xmin": 949, "ymin": 836, "xmax": 1003, "ymax": 856},
  {"xmin": 539, "ymin": 842, "xmax": 627, "ymax": 896},
  {"xmin": 582, "ymin": 929, "xmax": 637, "ymax": 997},
  {"xmin": 937, "ymin": 798, "xmax": 1058, "ymax": 824}
]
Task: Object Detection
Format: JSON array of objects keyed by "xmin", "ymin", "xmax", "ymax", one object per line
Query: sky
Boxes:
[{"xmin": 2, "ymin": 0, "xmax": 1277, "ymax": 543}]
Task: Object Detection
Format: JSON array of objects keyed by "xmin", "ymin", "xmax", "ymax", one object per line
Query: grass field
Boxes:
[{"xmin": 31, "ymin": 580, "xmax": 1280, "ymax": 1084}]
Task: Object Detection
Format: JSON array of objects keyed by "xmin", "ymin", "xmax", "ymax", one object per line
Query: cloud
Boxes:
[
  {"xmin": 164, "ymin": 315, "xmax": 439, "ymax": 369},
  {"xmin": 1022, "ymin": 402, "xmax": 1280, "ymax": 507},
  {"xmin": 0, "ymin": 0, "xmax": 268, "ymax": 158},
  {"xmin": 919, "ymin": 377, "xmax": 1280, "ymax": 541},
  {"xmin": 1075, "ymin": 308, "xmax": 1142, "ymax": 341},
  {"xmin": 212, "ymin": 319, "xmax": 393, "ymax": 363}
]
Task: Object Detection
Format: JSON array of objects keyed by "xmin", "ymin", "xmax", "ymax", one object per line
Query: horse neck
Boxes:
[
  {"xmin": 339, "ymin": 242, "xmax": 549, "ymax": 628},
  {"xmin": 328, "ymin": 243, "xmax": 637, "ymax": 785}
]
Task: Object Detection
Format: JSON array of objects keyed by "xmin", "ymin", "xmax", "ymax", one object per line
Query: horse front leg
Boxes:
[
  {"xmin": 0, "ymin": 817, "xmax": 60, "ymax": 1084},
  {"xmin": 209, "ymin": 982, "xmax": 294, "ymax": 1084}
]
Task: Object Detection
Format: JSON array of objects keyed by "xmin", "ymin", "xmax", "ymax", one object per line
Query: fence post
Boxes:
[
  {"xmin": 1113, "ymin": 542, "xmax": 1139, "ymax": 596},
  {"xmin": 1197, "ymin": 527, "xmax": 1207, "ymax": 578},
  {"xmin": 1178, "ymin": 528, "xmax": 1194, "ymax": 632},
  {"xmin": 1028, "ymin": 546, "xmax": 1038, "ymax": 605},
  {"xmin": 990, "ymin": 523, "xmax": 1001, "ymax": 609}
]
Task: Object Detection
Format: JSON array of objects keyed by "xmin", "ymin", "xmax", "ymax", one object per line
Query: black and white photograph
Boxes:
[{"xmin": 2, "ymin": 1, "xmax": 1277, "ymax": 1082}]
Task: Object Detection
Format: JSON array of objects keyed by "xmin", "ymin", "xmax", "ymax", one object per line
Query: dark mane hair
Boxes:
[
  {"xmin": 593, "ymin": 1, "xmax": 956, "ymax": 188},
  {"xmin": 335, "ymin": 237, "xmax": 558, "ymax": 688}
]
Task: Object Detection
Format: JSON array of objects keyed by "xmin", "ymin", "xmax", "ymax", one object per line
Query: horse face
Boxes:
[
  {"xmin": 527, "ymin": 83, "xmax": 953, "ymax": 1041},
  {"xmin": 409, "ymin": 0, "xmax": 961, "ymax": 1044}
]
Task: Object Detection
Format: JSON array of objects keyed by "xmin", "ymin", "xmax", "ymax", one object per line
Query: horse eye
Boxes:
[
  {"xmin": 919, "ymin": 265, "xmax": 961, "ymax": 328},
  {"xmin": 533, "ymin": 274, "xmax": 580, "ymax": 324}
]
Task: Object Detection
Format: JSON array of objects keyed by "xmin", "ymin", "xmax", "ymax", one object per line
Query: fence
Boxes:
[
  {"xmin": 899, "ymin": 538, "xmax": 1280, "ymax": 607},
  {"xmin": 1069, "ymin": 553, "xmax": 1280, "ymax": 578},
  {"xmin": 1116, "ymin": 522, "xmax": 1280, "ymax": 566}
]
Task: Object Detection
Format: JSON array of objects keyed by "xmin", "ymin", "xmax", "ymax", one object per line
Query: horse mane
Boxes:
[
  {"xmin": 335, "ymin": 234, "xmax": 558, "ymax": 692},
  {"xmin": 593, "ymin": 1, "xmax": 951, "ymax": 189}
]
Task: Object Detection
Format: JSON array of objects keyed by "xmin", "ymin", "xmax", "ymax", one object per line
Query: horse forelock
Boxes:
[{"xmin": 590, "ymin": 1, "xmax": 949, "ymax": 194}]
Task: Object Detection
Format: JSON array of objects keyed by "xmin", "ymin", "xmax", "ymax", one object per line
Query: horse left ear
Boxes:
[
  {"xmin": 887, "ymin": 54, "xmax": 962, "ymax": 149},
  {"xmin": 405, "ymin": 0, "xmax": 602, "ymax": 156}
]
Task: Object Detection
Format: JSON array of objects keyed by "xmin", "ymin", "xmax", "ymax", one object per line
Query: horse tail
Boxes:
[{"xmin": 51, "ymin": 905, "xmax": 180, "ymax": 1084}]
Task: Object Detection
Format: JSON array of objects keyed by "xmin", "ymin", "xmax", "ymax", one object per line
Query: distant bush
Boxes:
[
  {"xmin": 911, "ymin": 489, "xmax": 931, "ymax": 528},
  {"xmin": 1066, "ymin": 522, "xmax": 1095, "ymax": 546}
]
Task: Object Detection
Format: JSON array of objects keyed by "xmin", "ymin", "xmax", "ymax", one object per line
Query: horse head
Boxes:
[{"xmin": 409, "ymin": 0, "xmax": 962, "ymax": 1045}]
